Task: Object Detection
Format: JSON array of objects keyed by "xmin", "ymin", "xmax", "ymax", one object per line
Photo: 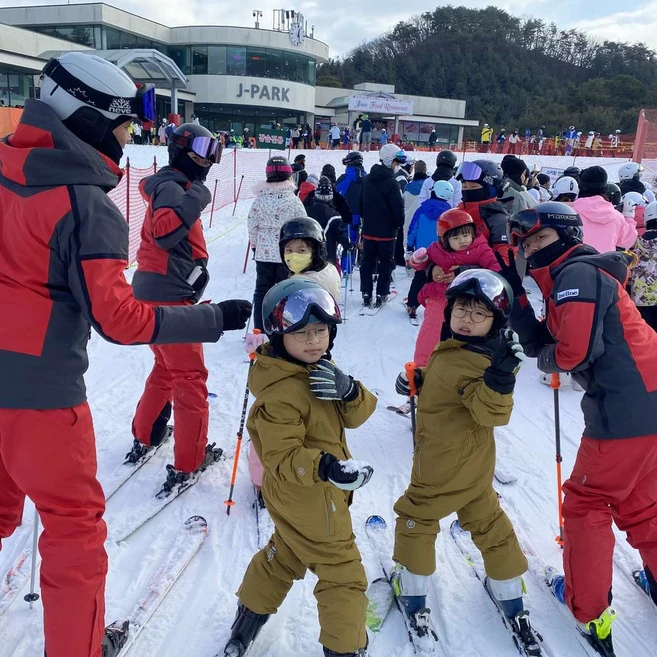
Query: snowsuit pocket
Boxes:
[{"xmin": 323, "ymin": 487, "xmax": 336, "ymax": 536}]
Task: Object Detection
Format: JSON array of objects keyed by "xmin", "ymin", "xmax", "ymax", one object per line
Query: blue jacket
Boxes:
[
  {"xmin": 336, "ymin": 166, "xmax": 365, "ymax": 227},
  {"xmin": 407, "ymin": 197, "xmax": 451, "ymax": 250}
]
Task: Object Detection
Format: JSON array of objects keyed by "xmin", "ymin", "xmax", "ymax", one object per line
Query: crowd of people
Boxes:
[{"xmin": 2, "ymin": 51, "xmax": 657, "ymax": 657}]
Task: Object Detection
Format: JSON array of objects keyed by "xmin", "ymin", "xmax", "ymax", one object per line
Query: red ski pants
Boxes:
[
  {"xmin": 563, "ymin": 434, "xmax": 657, "ymax": 623},
  {"xmin": 0, "ymin": 403, "xmax": 107, "ymax": 657},
  {"xmin": 132, "ymin": 342, "xmax": 209, "ymax": 473}
]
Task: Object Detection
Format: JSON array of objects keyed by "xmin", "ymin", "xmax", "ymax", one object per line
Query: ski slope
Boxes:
[{"xmin": 0, "ymin": 147, "xmax": 655, "ymax": 657}]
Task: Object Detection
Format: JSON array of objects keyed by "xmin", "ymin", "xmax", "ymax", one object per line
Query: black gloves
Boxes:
[
  {"xmin": 484, "ymin": 329, "xmax": 526, "ymax": 394},
  {"xmin": 217, "ymin": 300, "xmax": 252, "ymax": 331},
  {"xmin": 495, "ymin": 250, "xmax": 525, "ymax": 298},
  {"xmin": 309, "ymin": 359, "xmax": 358, "ymax": 402},
  {"xmin": 317, "ymin": 453, "xmax": 373, "ymax": 491},
  {"xmin": 395, "ymin": 369, "xmax": 423, "ymax": 397}
]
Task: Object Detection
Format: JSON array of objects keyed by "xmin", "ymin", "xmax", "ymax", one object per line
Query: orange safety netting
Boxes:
[{"xmin": 0, "ymin": 108, "xmax": 22, "ymax": 138}]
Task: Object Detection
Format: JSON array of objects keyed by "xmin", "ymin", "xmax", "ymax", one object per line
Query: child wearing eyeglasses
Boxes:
[
  {"xmin": 392, "ymin": 269, "xmax": 539, "ymax": 651},
  {"xmin": 225, "ymin": 278, "xmax": 376, "ymax": 657},
  {"xmin": 409, "ymin": 208, "xmax": 499, "ymax": 367}
]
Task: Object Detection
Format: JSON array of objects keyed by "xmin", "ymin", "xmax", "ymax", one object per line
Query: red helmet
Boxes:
[{"xmin": 437, "ymin": 209, "xmax": 475, "ymax": 238}]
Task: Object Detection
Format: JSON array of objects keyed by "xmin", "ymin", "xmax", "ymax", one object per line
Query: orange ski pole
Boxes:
[
  {"xmin": 225, "ymin": 329, "xmax": 260, "ymax": 515},
  {"xmin": 551, "ymin": 373, "xmax": 565, "ymax": 547},
  {"xmin": 405, "ymin": 361, "xmax": 417, "ymax": 448}
]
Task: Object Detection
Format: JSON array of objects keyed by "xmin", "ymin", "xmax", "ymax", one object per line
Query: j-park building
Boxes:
[{"xmin": 0, "ymin": 2, "xmax": 478, "ymax": 146}]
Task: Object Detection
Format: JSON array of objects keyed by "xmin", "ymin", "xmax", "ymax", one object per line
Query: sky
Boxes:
[{"xmin": 2, "ymin": 0, "xmax": 657, "ymax": 57}]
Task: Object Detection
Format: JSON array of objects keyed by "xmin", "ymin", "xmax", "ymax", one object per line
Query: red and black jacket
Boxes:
[
  {"xmin": 132, "ymin": 167, "xmax": 210, "ymax": 303},
  {"xmin": 0, "ymin": 100, "xmax": 224, "ymax": 410},
  {"xmin": 510, "ymin": 244, "xmax": 657, "ymax": 440}
]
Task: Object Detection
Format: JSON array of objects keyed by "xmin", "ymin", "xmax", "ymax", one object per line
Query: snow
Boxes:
[
  {"xmin": 340, "ymin": 458, "xmax": 372, "ymax": 475},
  {"xmin": 1, "ymin": 147, "xmax": 656, "ymax": 657}
]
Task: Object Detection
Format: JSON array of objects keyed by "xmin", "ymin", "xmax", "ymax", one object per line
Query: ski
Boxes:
[
  {"xmin": 0, "ymin": 529, "xmax": 32, "ymax": 621},
  {"xmin": 402, "ymin": 298, "xmax": 420, "ymax": 326},
  {"xmin": 359, "ymin": 291, "xmax": 399, "ymax": 316},
  {"xmin": 110, "ymin": 454, "xmax": 225, "ymax": 543},
  {"xmin": 365, "ymin": 515, "xmax": 443, "ymax": 656},
  {"xmin": 104, "ymin": 427, "xmax": 173, "ymax": 502},
  {"xmin": 253, "ymin": 486, "xmax": 274, "ymax": 550},
  {"xmin": 449, "ymin": 520, "xmax": 544, "ymax": 656},
  {"xmin": 494, "ymin": 467, "xmax": 518, "ymax": 485},
  {"xmin": 108, "ymin": 516, "xmax": 208, "ymax": 656},
  {"xmin": 386, "ymin": 404, "xmax": 411, "ymax": 418}
]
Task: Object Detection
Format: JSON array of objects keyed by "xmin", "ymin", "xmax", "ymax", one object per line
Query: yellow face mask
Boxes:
[{"xmin": 284, "ymin": 252, "xmax": 313, "ymax": 274}]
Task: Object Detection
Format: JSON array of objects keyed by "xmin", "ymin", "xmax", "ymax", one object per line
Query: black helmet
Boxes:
[
  {"xmin": 509, "ymin": 201, "xmax": 584, "ymax": 258},
  {"xmin": 266, "ymin": 155, "xmax": 293, "ymax": 182},
  {"xmin": 343, "ymin": 152, "xmax": 364, "ymax": 167},
  {"xmin": 445, "ymin": 269, "xmax": 513, "ymax": 337},
  {"xmin": 606, "ymin": 182, "xmax": 622, "ymax": 206},
  {"xmin": 168, "ymin": 123, "xmax": 221, "ymax": 165},
  {"xmin": 436, "ymin": 150, "xmax": 457, "ymax": 169},
  {"xmin": 563, "ymin": 166, "xmax": 581, "ymax": 180},
  {"xmin": 279, "ymin": 217, "xmax": 328, "ymax": 267},
  {"xmin": 457, "ymin": 159, "xmax": 504, "ymax": 199}
]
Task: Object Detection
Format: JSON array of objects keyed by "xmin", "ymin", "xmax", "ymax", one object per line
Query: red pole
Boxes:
[
  {"xmin": 125, "ymin": 157, "xmax": 130, "ymax": 225},
  {"xmin": 233, "ymin": 148, "xmax": 237, "ymax": 202},
  {"xmin": 232, "ymin": 174, "xmax": 245, "ymax": 217},
  {"xmin": 551, "ymin": 373, "xmax": 565, "ymax": 548},
  {"xmin": 243, "ymin": 240, "xmax": 251, "ymax": 274},
  {"xmin": 209, "ymin": 178, "xmax": 218, "ymax": 228}
]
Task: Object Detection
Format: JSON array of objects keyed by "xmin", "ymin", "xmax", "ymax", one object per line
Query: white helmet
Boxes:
[
  {"xmin": 379, "ymin": 143, "xmax": 407, "ymax": 168},
  {"xmin": 553, "ymin": 176, "xmax": 579, "ymax": 198},
  {"xmin": 483, "ymin": 123, "xmax": 489, "ymax": 128},
  {"xmin": 645, "ymin": 201, "xmax": 657, "ymax": 224},
  {"xmin": 618, "ymin": 162, "xmax": 644, "ymax": 181},
  {"xmin": 621, "ymin": 191, "xmax": 647, "ymax": 217},
  {"xmin": 432, "ymin": 180, "xmax": 454, "ymax": 203},
  {"xmin": 39, "ymin": 52, "xmax": 155, "ymax": 124}
]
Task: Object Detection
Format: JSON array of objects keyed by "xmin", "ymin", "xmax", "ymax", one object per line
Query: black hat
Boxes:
[
  {"xmin": 315, "ymin": 176, "xmax": 334, "ymax": 202},
  {"xmin": 294, "ymin": 154, "xmax": 306, "ymax": 163},
  {"xmin": 321, "ymin": 163, "xmax": 336, "ymax": 183},
  {"xmin": 501, "ymin": 155, "xmax": 527, "ymax": 177},
  {"xmin": 579, "ymin": 166, "xmax": 608, "ymax": 197},
  {"xmin": 537, "ymin": 173, "xmax": 550, "ymax": 185}
]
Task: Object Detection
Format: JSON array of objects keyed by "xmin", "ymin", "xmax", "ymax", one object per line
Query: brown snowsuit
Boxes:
[
  {"xmin": 393, "ymin": 338, "xmax": 527, "ymax": 580},
  {"xmin": 237, "ymin": 345, "xmax": 377, "ymax": 654}
]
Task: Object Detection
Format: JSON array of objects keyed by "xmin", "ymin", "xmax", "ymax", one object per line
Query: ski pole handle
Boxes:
[
  {"xmin": 405, "ymin": 361, "xmax": 418, "ymax": 398},
  {"xmin": 550, "ymin": 373, "xmax": 560, "ymax": 390},
  {"xmin": 249, "ymin": 328, "xmax": 261, "ymax": 362}
]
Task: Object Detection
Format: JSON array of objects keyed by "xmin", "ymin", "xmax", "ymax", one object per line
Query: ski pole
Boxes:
[
  {"xmin": 551, "ymin": 373, "xmax": 565, "ymax": 548},
  {"xmin": 343, "ymin": 250, "xmax": 350, "ymax": 321},
  {"xmin": 24, "ymin": 512, "xmax": 40, "ymax": 609},
  {"xmin": 405, "ymin": 361, "xmax": 418, "ymax": 449},
  {"xmin": 242, "ymin": 240, "xmax": 251, "ymax": 274},
  {"xmin": 225, "ymin": 329, "xmax": 260, "ymax": 515}
]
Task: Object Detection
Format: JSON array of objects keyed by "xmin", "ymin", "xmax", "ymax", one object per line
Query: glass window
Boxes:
[
  {"xmin": 168, "ymin": 46, "xmax": 191, "ymax": 75},
  {"xmin": 120, "ymin": 31, "xmax": 137, "ymax": 49},
  {"xmin": 208, "ymin": 46, "xmax": 226, "ymax": 75},
  {"xmin": 308, "ymin": 57, "xmax": 316, "ymax": 86},
  {"xmin": 0, "ymin": 71, "xmax": 9, "ymax": 108},
  {"xmin": 226, "ymin": 46, "xmax": 246, "ymax": 76},
  {"xmin": 191, "ymin": 46, "xmax": 208, "ymax": 75},
  {"xmin": 266, "ymin": 49, "xmax": 283, "ymax": 79},
  {"xmin": 105, "ymin": 27, "xmax": 121, "ymax": 50},
  {"xmin": 246, "ymin": 47, "xmax": 267, "ymax": 78}
]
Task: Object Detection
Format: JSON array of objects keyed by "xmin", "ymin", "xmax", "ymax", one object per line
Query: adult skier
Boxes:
[
  {"xmin": 480, "ymin": 123, "xmax": 493, "ymax": 152},
  {"xmin": 499, "ymin": 155, "xmax": 538, "ymax": 214},
  {"xmin": 618, "ymin": 162, "xmax": 656, "ymax": 203},
  {"xmin": 418, "ymin": 149, "xmax": 461, "ymax": 206},
  {"xmin": 336, "ymin": 152, "xmax": 366, "ymax": 274},
  {"xmin": 0, "ymin": 52, "xmax": 250, "ymax": 657},
  {"xmin": 499, "ymin": 201, "xmax": 657, "ymax": 656}
]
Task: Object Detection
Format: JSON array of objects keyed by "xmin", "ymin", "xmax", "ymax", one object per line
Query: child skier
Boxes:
[
  {"xmin": 392, "ymin": 269, "xmax": 538, "ymax": 650},
  {"xmin": 409, "ymin": 209, "xmax": 500, "ymax": 366},
  {"xmin": 630, "ymin": 201, "xmax": 657, "ymax": 331},
  {"xmin": 225, "ymin": 278, "xmax": 376, "ymax": 657}
]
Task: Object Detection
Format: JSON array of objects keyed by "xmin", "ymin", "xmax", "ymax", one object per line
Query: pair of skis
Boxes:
[{"xmin": 359, "ymin": 290, "xmax": 399, "ymax": 316}]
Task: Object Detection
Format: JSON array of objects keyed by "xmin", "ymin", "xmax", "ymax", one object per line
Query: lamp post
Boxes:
[{"xmin": 253, "ymin": 9, "xmax": 262, "ymax": 29}]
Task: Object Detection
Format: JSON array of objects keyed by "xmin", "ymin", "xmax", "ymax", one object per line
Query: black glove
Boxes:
[
  {"xmin": 317, "ymin": 453, "xmax": 373, "ymax": 491},
  {"xmin": 484, "ymin": 329, "xmax": 526, "ymax": 394},
  {"xmin": 187, "ymin": 180, "xmax": 212, "ymax": 209},
  {"xmin": 309, "ymin": 359, "xmax": 358, "ymax": 401},
  {"xmin": 216, "ymin": 300, "xmax": 252, "ymax": 331},
  {"xmin": 395, "ymin": 369, "xmax": 423, "ymax": 397},
  {"xmin": 495, "ymin": 250, "xmax": 525, "ymax": 298}
]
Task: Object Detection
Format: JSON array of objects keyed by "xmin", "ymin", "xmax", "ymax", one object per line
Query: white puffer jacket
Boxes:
[
  {"xmin": 293, "ymin": 263, "xmax": 342, "ymax": 301},
  {"xmin": 247, "ymin": 180, "xmax": 307, "ymax": 263}
]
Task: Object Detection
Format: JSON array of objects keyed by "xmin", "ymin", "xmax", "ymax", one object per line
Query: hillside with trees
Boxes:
[{"xmin": 317, "ymin": 6, "xmax": 657, "ymax": 137}]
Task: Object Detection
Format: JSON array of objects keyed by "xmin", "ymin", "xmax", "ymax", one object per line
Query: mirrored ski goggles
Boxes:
[
  {"xmin": 455, "ymin": 161, "xmax": 483, "ymax": 182},
  {"xmin": 264, "ymin": 287, "xmax": 341, "ymax": 334},
  {"xmin": 508, "ymin": 209, "xmax": 544, "ymax": 246},
  {"xmin": 447, "ymin": 269, "xmax": 510, "ymax": 314},
  {"xmin": 189, "ymin": 136, "xmax": 222, "ymax": 163},
  {"xmin": 134, "ymin": 83, "xmax": 156, "ymax": 123}
]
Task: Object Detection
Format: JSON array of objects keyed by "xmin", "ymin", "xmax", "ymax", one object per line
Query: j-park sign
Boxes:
[{"xmin": 237, "ymin": 83, "xmax": 291, "ymax": 103}]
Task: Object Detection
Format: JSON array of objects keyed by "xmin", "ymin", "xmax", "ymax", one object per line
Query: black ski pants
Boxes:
[
  {"xmin": 407, "ymin": 269, "xmax": 427, "ymax": 309},
  {"xmin": 360, "ymin": 238, "xmax": 395, "ymax": 298},
  {"xmin": 394, "ymin": 227, "xmax": 406, "ymax": 267},
  {"xmin": 639, "ymin": 306, "xmax": 657, "ymax": 333},
  {"xmin": 253, "ymin": 261, "xmax": 289, "ymax": 331}
]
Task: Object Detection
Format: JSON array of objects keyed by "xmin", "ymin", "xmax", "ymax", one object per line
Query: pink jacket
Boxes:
[
  {"xmin": 573, "ymin": 196, "xmax": 638, "ymax": 253},
  {"xmin": 417, "ymin": 234, "xmax": 500, "ymax": 306}
]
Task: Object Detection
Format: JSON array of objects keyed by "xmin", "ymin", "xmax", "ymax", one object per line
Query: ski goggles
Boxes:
[
  {"xmin": 170, "ymin": 132, "xmax": 222, "ymax": 163},
  {"xmin": 264, "ymin": 287, "xmax": 341, "ymax": 334},
  {"xmin": 446, "ymin": 269, "xmax": 511, "ymax": 315},
  {"xmin": 508, "ymin": 207, "xmax": 580, "ymax": 246},
  {"xmin": 42, "ymin": 58, "xmax": 156, "ymax": 123},
  {"xmin": 455, "ymin": 161, "xmax": 483, "ymax": 182}
]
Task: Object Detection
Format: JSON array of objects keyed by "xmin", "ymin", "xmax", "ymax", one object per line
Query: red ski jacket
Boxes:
[{"xmin": 0, "ymin": 100, "xmax": 224, "ymax": 409}]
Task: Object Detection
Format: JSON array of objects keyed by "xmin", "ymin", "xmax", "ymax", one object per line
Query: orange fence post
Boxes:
[
  {"xmin": 232, "ymin": 175, "xmax": 245, "ymax": 217},
  {"xmin": 209, "ymin": 179, "xmax": 218, "ymax": 229},
  {"xmin": 125, "ymin": 157, "xmax": 130, "ymax": 226}
]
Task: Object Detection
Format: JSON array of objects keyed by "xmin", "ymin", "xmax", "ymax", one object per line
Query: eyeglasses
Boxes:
[
  {"xmin": 451, "ymin": 306, "xmax": 493, "ymax": 323},
  {"xmin": 290, "ymin": 325, "xmax": 330, "ymax": 342}
]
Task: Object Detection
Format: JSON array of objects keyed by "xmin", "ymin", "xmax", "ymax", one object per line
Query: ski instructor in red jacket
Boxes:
[
  {"xmin": 498, "ymin": 201, "xmax": 657, "ymax": 656},
  {"xmin": 0, "ymin": 53, "xmax": 251, "ymax": 657}
]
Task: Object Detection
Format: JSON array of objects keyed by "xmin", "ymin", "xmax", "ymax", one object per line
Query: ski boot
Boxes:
[
  {"xmin": 633, "ymin": 566, "xmax": 657, "ymax": 605},
  {"xmin": 544, "ymin": 566, "xmax": 566, "ymax": 604},
  {"xmin": 124, "ymin": 426, "xmax": 172, "ymax": 465},
  {"xmin": 362, "ymin": 294, "xmax": 371, "ymax": 308},
  {"xmin": 323, "ymin": 639, "xmax": 368, "ymax": 656},
  {"xmin": 157, "ymin": 443, "xmax": 223, "ymax": 498},
  {"xmin": 375, "ymin": 295, "xmax": 387, "ymax": 308},
  {"xmin": 224, "ymin": 603, "xmax": 269, "ymax": 657},
  {"xmin": 576, "ymin": 608, "xmax": 617, "ymax": 657},
  {"xmin": 486, "ymin": 577, "xmax": 542, "ymax": 656},
  {"xmin": 405, "ymin": 304, "xmax": 418, "ymax": 320},
  {"xmin": 391, "ymin": 564, "xmax": 435, "ymax": 638},
  {"xmin": 102, "ymin": 620, "xmax": 129, "ymax": 657}
]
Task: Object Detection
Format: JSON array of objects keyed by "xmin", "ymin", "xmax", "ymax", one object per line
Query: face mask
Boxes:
[
  {"xmin": 461, "ymin": 187, "xmax": 490, "ymax": 203},
  {"xmin": 284, "ymin": 252, "xmax": 313, "ymax": 274},
  {"xmin": 175, "ymin": 153, "xmax": 211, "ymax": 182}
]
